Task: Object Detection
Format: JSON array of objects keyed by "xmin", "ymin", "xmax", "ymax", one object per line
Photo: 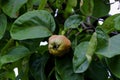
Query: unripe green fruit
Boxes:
[{"xmin": 48, "ymin": 35, "xmax": 71, "ymax": 56}]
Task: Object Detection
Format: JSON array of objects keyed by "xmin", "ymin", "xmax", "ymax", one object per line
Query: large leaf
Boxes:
[
  {"xmin": 73, "ymin": 32, "xmax": 97, "ymax": 73},
  {"xmin": 92, "ymin": 0, "xmax": 110, "ymax": 17},
  {"xmin": 1, "ymin": 0, "xmax": 27, "ymax": 18},
  {"xmin": 73, "ymin": 42, "xmax": 89, "ymax": 73},
  {"xmin": 85, "ymin": 61, "xmax": 109, "ymax": 80},
  {"xmin": 80, "ymin": 0, "xmax": 94, "ymax": 16},
  {"xmin": 0, "ymin": 14, "xmax": 7, "ymax": 39},
  {"xmin": 100, "ymin": 14, "xmax": 120, "ymax": 34},
  {"xmin": 0, "ymin": 46, "xmax": 30, "ymax": 68},
  {"xmin": 96, "ymin": 34, "xmax": 120, "ymax": 58},
  {"xmin": 64, "ymin": 15, "xmax": 83, "ymax": 29},
  {"xmin": 107, "ymin": 55, "xmax": 120, "ymax": 79},
  {"xmin": 55, "ymin": 55, "xmax": 84, "ymax": 80},
  {"xmin": 29, "ymin": 53, "xmax": 49, "ymax": 80},
  {"xmin": 10, "ymin": 10, "xmax": 55, "ymax": 40}
]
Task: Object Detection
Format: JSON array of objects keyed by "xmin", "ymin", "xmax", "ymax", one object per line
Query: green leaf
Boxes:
[
  {"xmin": 107, "ymin": 55, "xmax": 120, "ymax": 78},
  {"xmin": 0, "ymin": 46, "xmax": 30, "ymax": 68},
  {"xmin": 0, "ymin": 14, "xmax": 7, "ymax": 39},
  {"xmin": 29, "ymin": 53, "xmax": 49, "ymax": 80},
  {"xmin": 73, "ymin": 42, "xmax": 89, "ymax": 73},
  {"xmin": 73, "ymin": 32, "xmax": 97, "ymax": 73},
  {"xmin": 114, "ymin": 15, "xmax": 120, "ymax": 30},
  {"xmin": 64, "ymin": 15, "xmax": 83, "ymax": 29},
  {"xmin": 93, "ymin": 0, "xmax": 110, "ymax": 17},
  {"xmin": 10, "ymin": 10, "xmax": 55, "ymax": 40},
  {"xmin": 55, "ymin": 55, "xmax": 84, "ymax": 80},
  {"xmin": 1, "ymin": 0, "xmax": 27, "ymax": 18},
  {"xmin": 100, "ymin": 14, "xmax": 120, "ymax": 34},
  {"xmin": 96, "ymin": 34, "xmax": 120, "ymax": 58},
  {"xmin": 85, "ymin": 61, "xmax": 109, "ymax": 80},
  {"xmin": 80, "ymin": 0, "xmax": 94, "ymax": 16},
  {"xmin": 96, "ymin": 27, "xmax": 109, "ymax": 53}
]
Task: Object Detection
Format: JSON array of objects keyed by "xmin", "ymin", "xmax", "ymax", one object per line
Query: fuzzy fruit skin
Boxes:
[{"xmin": 48, "ymin": 35, "xmax": 71, "ymax": 56}]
